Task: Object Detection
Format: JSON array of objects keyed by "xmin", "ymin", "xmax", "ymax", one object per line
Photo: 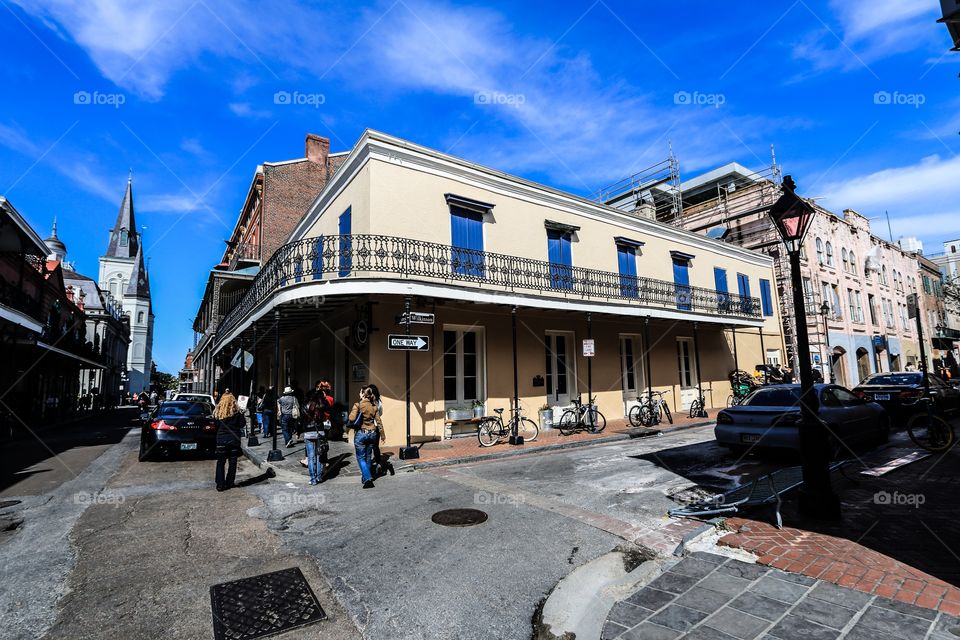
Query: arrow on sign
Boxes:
[{"xmin": 388, "ymin": 334, "xmax": 430, "ymax": 351}]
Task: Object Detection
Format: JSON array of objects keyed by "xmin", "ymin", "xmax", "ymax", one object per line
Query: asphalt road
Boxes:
[{"xmin": 0, "ymin": 411, "xmax": 854, "ymax": 640}]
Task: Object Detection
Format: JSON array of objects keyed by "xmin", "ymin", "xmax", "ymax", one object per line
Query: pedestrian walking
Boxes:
[
  {"xmin": 278, "ymin": 386, "xmax": 301, "ymax": 448},
  {"xmin": 302, "ymin": 391, "xmax": 328, "ymax": 485},
  {"xmin": 347, "ymin": 386, "xmax": 384, "ymax": 488},
  {"xmin": 213, "ymin": 392, "xmax": 245, "ymax": 492},
  {"xmin": 259, "ymin": 386, "xmax": 276, "ymax": 438},
  {"xmin": 366, "ymin": 384, "xmax": 394, "ymax": 477}
]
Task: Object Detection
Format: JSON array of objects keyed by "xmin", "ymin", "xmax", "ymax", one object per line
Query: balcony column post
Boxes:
[
  {"xmin": 248, "ymin": 324, "xmax": 259, "ymax": 446},
  {"xmin": 509, "ymin": 306, "xmax": 523, "ymax": 445},
  {"xmin": 758, "ymin": 327, "xmax": 767, "ymax": 384},
  {"xmin": 731, "ymin": 326, "xmax": 739, "ymax": 373},
  {"xmin": 587, "ymin": 313, "xmax": 592, "ymax": 417},
  {"xmin": 693, "ymin": 322, "xmax": 705, "ymax": 417},
  {"xmin": 267, "ymin": 309, "xmax": 283, "ymax": 462},
  {"xmin": 643, "ymin": 317, "xmax": 653, "ymax": 403}
]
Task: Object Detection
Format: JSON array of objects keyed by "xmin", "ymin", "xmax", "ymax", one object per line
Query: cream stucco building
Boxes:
[{"xmin": 210, "ymin": 131, "xmax": 783, "ymax": 446}]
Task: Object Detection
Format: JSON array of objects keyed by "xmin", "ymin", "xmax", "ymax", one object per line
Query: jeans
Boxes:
[
  {"xmin": 215, "ymin": 452, "xmax": 238, "ymax": 488},
  {"xmin": 305, "ymin": 438, "xmax": 324, "ymax": 483},
  {"xmin": 260, "ymin": 410, "xmax": 274, "ymax": 437},
  {"xmin": 354, "ymin": 429, "xmax": 379, "ymax": 482},
  {"xmin": 280, "ymin": 413, "xmax": 294, "ymax": 444}
]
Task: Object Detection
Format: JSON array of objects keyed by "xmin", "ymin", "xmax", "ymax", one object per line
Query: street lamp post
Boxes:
[
  {"xmin": 820, "ymin": 302, "xmax": 832, "ymax": 383},
  {"xmin": 267, "ymin": 309, "xmax": 283, "ymax": 462},
  {"xmin": 769, "ymin": 176, "xmax": 840, "ymax": 520}
]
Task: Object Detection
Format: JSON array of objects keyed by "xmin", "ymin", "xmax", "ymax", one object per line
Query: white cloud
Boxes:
[
  {"xmin": 228, "ymin": 102, "xmax": 271, "ymax": 119},
  {"xmin": 819, "ymin": 155, "xmax": 960, "ymax": 246},
  {"xmin": 138, "ymin": 193, "xmax": 204, "ymax": 213}
]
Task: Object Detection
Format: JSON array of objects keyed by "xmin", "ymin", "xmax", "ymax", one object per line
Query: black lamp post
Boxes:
[
  {"xmin": 820, "ymin": 302, "xmax": 833, "ymax": 383},
  {"xmin": 769, "ymin": 175, "xmax": 840, "ymax": 520},
  {"xmin": 267, "ymin": 309, "xmax": 283, "ymax": 462}
]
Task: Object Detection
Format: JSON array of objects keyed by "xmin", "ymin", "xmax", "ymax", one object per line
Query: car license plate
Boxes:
[
  {"xmin": 740, "ymin": 434, "xmax": 761, "ymax": 444},
  {"xmin": 180, "ymin": 443, "xmax": 198, "ymax": 451},
  {"xmin": 872, "ymin": 394, "xmax": 890, "ymax": 401}
]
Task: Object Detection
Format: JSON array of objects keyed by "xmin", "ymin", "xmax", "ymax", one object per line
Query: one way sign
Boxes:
[{"xmin": 388, "ymin": 334, "xmax": 430, "ymax": 351}]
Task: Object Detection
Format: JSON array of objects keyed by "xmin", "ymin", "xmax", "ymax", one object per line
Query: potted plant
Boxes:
[
  {"xmin": 472, "ymin": 399, "xmax": 485, "ymax": 418},
  {"xmin": 538, "ymin": 403, "xmax": 553, "ymax": 430}
]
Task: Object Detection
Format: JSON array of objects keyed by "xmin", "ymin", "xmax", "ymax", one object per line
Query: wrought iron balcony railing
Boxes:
[
  {"xmin": 216, "ymin": 234, "xmax": 762, "ymax": 341},
  {"xmin": 227, "ymin": 241, "xmax": 261, "ymax": 270}
]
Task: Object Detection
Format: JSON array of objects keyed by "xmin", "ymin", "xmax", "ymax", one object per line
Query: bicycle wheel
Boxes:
[
  {"xmin": 517, "ymin": 417, "xmax": 539, "ymax": 442},
  {"xmin": 726, "ymin": 395, "xmax": 735, "ymax": 408},
  {"xmin": 638, "ymin": 404, "xmax": 655, "ymax": 427},
  {"xmin": 688, "ymin": 399, "xmax": 700, "ymax": 419},
  {"xmin": 587, "ymin": 408, "xmax": 606, "ymax": 433},
  {"xmin": 627, "ymin": 404, "xmax": 644, "ymax": 427},
  {"xmin": 558, "ymin": 410, "xmax": 578, "ymax": 436},
  {"xmin": 907, "ymin": 410, "xmax": 955, "ymax": 453},
  {"xmin": 477, "ymin": 419, "xmax": 499, "ymax": 447},
  {"xmin": 661, "ymin": 401, "xmax": 673, "ymax": 425}
]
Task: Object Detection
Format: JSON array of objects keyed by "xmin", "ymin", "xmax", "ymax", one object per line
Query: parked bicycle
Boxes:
[
  {"xmin": 477, "ymin": 407, "xmax": 539, "ymax": 447},
  {"xmin": 907, "ymin": 397, "xmax": 956, "ymax": 453},
  {"xmin": 688, "ymin": 391, "xmax": 708, "ymax": 419},
  {"xmin": 628, "ymin": 390, "xmax": 673, "ymax": 427},
  {"xmin": 557, "ymin": 395, "xmax": 606, "ymax": 435}
]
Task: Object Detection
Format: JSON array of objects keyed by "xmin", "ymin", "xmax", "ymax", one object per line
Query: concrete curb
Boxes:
[
  {"xmin": 398, "ymin": 419, "xmax": 713, "ymax": 473},
  {"xmin": 240, "ymin": 443, "xmax": 307, "ymax": 483}
]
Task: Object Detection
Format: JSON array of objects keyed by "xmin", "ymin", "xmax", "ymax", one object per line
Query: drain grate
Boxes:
[
  {"xmin": 431, "ymin": 508, "xmax": 488, "ymax": 527},
  {"xmin": 210, "ymin": 567, "xmax": 326, "ymax": 640}
]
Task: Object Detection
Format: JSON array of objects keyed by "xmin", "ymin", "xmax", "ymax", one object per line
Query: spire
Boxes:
[
  {"xmin": 106, "ymin": 176, "xmax": 139, "ymax": 258},
  {"xmin": 125, "ymin": 244, "xmax": 151, "ymax": 299},
  {"xmin": 44, "ymin": 216, "xmax": 67, "ymax": 261},
  {"xmin": 51, "ymin": 216, "xmax": 58, "ymax": 238}
]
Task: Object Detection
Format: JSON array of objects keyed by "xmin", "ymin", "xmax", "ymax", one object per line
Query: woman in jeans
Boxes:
[
  {"xmin": 366, "ymin": 384, "xmax": 394, "ymax": 477},
  {"xmin": 277, "ymin": 386, "xmax": 300, "ymax": 447},
  {"xmin": 348, "ymin": 387, "xmax": 384, "ymax": 488},
  {"xmin": 213, "ymin": 392, "xmax": 245, "ymax": 491},
  {"xmin": 302, "ymin": 395, "xmax": 327, "ymax": 485}
]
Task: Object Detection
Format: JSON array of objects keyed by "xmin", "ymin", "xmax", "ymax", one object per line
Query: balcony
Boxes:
[
  {"xmin": 227, "ymin": 241, "xmax": 261, "ymax": 270},
  {"xmin": 216, "ymin": 234, "xmax": 762, "ymax": 341},
  {"xmin": 0, "ymin": 276, "xmax": 42, "ymax": 322}
]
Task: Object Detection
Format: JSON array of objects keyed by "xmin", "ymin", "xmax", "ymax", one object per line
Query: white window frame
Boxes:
[
  {"xmin": 676, "ymin": 337, "xmax": 697, "ymax": 389},
  {"xmin": 442, "ymin": 325, "xmax": 486, "ymax": 409}
]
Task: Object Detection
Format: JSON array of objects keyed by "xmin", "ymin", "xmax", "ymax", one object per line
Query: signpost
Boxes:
[
  {"xmin": 908, "ymin": 293, "xmax": 932, "ymax": 400},
  {"xmin": 396, "ymin": 299, "xmax": 426, "ymax": 460},
  {"xmin": 582, "ymin": 339, "xmax": 595, "ymax": 357}
]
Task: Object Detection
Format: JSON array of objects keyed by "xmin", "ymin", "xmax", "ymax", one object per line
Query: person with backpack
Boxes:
[
  {"xmin": 277, "ymin": 386, "xmax": 300, "ymax": 448},
  {"xmin": 213, "ymin": 392, "xmax": 245, "ymax": 491},
  {"xmin": 347, "ymin": 386, "xmax": 384, "ymax": 488}
]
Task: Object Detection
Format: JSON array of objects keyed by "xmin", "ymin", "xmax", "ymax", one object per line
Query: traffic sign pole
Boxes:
[{"xmin": 399, "ymin": 297, "xmax": 419, "ymax": 460}]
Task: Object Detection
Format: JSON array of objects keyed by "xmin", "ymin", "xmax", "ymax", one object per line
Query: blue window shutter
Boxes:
[
  {"xmin": 714, "ymin": 267, "xmax": 729, "ymax": 312},
  {"xmin": 451, "ymin": 206, "xmax": 484, "ymax": 276},
  {"xmin": 548, "ymin": 229, "xmax": 572, "ymax": 289},
  {"xmin": 737, "ymin": 273, "xmax": 752, "ymax": 314},
  {"xmin": 673, "ymin": 259, "xmax": 691, "ymax": 310},
  {"xmin": 312, "ymin": 235, "xmax": 324, "ymax": 280},
  {"xmin": 617, "ymin": 245, "xmax": 637, "ymax": 297},
  {"xmin": 338, "ymin": 207, "xmax": 352, "ymax": 277},
  {"xmin": 760, "ymin": 279, "xmax": 773, "ymax": 316}
]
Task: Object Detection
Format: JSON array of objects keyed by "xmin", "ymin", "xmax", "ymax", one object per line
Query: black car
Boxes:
[
  {"xmin": 139, "ymin": 401, "xmax": 216, "ymax": 461},
  {"xmin": 853, "ymin": 372, "xmax": 960, "ymax": 418}
]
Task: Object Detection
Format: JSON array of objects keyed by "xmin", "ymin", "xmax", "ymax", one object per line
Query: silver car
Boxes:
[{"xmin": 715, "ymin": 384, "xmax": 889, "ymax": 456}]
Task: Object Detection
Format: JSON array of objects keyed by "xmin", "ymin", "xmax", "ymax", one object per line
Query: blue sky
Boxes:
[{"xmin": 1, "ymin": 0, "xmax": 958, "ymax": 373}]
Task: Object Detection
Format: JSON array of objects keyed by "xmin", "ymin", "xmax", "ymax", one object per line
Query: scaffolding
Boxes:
[{"xmin": 592, "ymin": 146, "xmax": 683, "ymax": 225}]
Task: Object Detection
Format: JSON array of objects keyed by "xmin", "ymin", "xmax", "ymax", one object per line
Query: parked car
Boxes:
[
  {"xmin": 715, "ymin": 384, "xmax": 888, "ymax": 457},
  {"xmin": 172, "ymin": 392, "xmax": 216, "ymax": 409},
  {"xmin": 852, "ymin": 372, "xmax": 960, "ymax": 419},
  {"xmin": 139, "ymin": 401, "xmax": 216, "ymax": 461}
]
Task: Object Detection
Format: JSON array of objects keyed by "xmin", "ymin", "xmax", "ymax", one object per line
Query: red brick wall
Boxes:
[{"xmin": 260, "ymin": 159, "xmax": 331, "ymax": 262}]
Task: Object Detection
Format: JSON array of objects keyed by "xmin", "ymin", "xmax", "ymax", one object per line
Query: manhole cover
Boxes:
[
  {"xmin": 0, "ymin": 500, "xmax": 21, "ymax": 510},
  {"xmin": 210, "ymin": 567, "xmax": 326, "ymax": 640},
  {"xmin": 431, "ymin": 508, "xmax": 488, "ymax": 527}
]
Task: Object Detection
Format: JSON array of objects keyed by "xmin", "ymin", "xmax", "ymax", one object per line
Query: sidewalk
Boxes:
[
  {"xmin": 242, "ymin": 414, "xmax": 715, "ymax": 481},
  {"xmin": 713, "ymin": 437, "xmax": 960, "ymax": 617},
  {"xmin": 602, "ymin": 551, "xmax": 960, "ymax": 639}
]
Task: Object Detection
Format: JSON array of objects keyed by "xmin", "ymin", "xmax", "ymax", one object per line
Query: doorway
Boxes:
[
  {"xmin": 676, "ymin": 337, "xmax": 698, "ymax": 410},
  {"xmin": 334, "ymin": 328, "xmax": 349, "ymax": 404},
  {"xmin": 545, "ymin": 331, "xmax": 576, "ymax": 406},
  {"xmin": 619, "ymin": 335, "xmax": 645, "ymax": 415},
  {"xmin": 856, "ymin": 347, "xmax": 871, "ymax": 383}
]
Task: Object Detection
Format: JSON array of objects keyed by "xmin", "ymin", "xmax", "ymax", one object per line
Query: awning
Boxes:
[
  {"xmin": 670, "ymin": 250, "xmax": 695, "ymax": 262},
  {"xmin": 444, "ymin": 193, "xmax": 495, "ymax": 213},
  {"xmin": 0, "ymin": 303, "xmax": 43, "ymax": 333},
  {"xmin": 614, "ymin": 236, "xmax": 645, "ymax": 248},
  {"xmin": 18, "ymin": 339, "xmax": 105, "ymax": 369},
  {"xmin": 544, "ymin": 220, "xmax": 581, "ymax": 233}
]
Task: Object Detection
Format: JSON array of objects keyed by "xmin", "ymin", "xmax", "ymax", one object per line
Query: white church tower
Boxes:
[{"xmin": 98, "ymin": 177, "xmax": 154, "ymax": 393}]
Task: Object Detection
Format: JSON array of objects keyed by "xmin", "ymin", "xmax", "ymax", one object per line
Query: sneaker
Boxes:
[
  {"xmin": 286, "ymin": 440, "xmax": 294, "ymax": 448},
  {"xmin": 309, "ymin": 480, "xmax": 318, "ymax": 486},
  {"xmin": 362, "ymin": 480, "xmax": 375, "ymax": 489},
  {"xmin": 387, "ymin": 463, "xmax": 395, "ymax": 476}
]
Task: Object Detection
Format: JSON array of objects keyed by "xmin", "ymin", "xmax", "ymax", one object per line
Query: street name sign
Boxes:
[
  {"xmin": 396, "ymin": 312, "xmax": 436, "ymax": 325},
  {"xmin": 388, "ymin": 334, "xmax": 430, "ymax": 351}
]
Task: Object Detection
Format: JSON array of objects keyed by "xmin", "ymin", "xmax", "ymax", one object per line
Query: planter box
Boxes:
[
  {"xmin": 473, "ymin": 406, "xmax": 485, "ymax": 418},
  {"xmin": 539, "ymin": 409, "xmax": 553, "ymax": 429},
  {"xmin": 446, "ymin": 409, "xmax": 473, "ymax": 421}
]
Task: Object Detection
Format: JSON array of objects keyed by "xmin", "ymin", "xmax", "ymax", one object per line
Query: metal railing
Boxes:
[
  {"xmin": 227, "ymin": 241, "xmax": 261, "ymax": 270},
  {"xmin": 215, "ymin": 234, "xmax": 762, "ymax": 341}
]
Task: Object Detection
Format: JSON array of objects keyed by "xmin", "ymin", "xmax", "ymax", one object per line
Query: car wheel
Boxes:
[{"xmin": 138, "ymin": 436, "xmax": 153, "ymax": 462}]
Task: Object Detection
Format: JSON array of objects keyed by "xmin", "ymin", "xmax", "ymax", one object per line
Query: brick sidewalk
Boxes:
[{"xmin": 715, "ymin": 439, "xmax": 960, "ymax": 616}]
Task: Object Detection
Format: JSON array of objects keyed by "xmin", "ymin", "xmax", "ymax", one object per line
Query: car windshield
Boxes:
[
  {"xmin": 176, "ymin": 395, "xmax": 208, "ymax": 402},
  {"xmin": 741, "ymin": 387, "xmax": 801, "ymax": 407},
  {"xmin": 158, "ymin": 402, "xmax": 210, "ymax": 418},
  {"xmin": 865, "ymin": 373, "xmax": 921, "ymax": 386}
]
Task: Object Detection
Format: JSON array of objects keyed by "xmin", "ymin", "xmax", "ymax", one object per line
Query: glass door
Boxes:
[{"xmin": 545, "ymin": 331, "xmax": 576, "ymax": 406}]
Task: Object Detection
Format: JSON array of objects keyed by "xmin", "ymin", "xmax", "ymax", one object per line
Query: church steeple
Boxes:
[
  {"xmin": 125, "ymin": 243, "xmax": 151, "ymax": 300},
  {"xmin": 106, "ymin": 176, "xmax": 139, "ymax": 258},
  {"xmin": 44, "ymin": 216, "xmax": 67, "ymax": 261}
]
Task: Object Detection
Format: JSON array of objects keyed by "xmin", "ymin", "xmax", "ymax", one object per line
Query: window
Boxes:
[
  {"xmin": 451, "ymin": 205, "xmax": 484, "ymax": 277},
  {"xmin": 855, "ymin": 292, "xmax": 864, "ymax": 324},
  {"xmin": 816, "ymin": 238, "xmax": 825, "ymax": 265},
  {"xmin": 821, "ymin": 281, "xmax": 832, "ymax": 316},
  {"xmin": 831, "ymin": 284, "xmax": 842, "ymax": 319},
  {"xmin": 842, "ymin": 248, "xmax": 849, "ymax": 272},
  {"xmin": 737, "ymin": 273, "xmax": 752, "ymax": 314},
  {"xmin": 119, "ymin": 229, "xmax": 128, "ymax": 247},
  {"xmin": 617, "ymin": 243, "xmax": 638, "ymax": 298},
  {"xmin": 338, "ymin": 207, "xmax": 352, "ymax": 277},
  {"xmin": 676, "ymin": 338, "xmax": 695, "ymax": 388},
  {"xmin": 759, "ymin": 278, "xmax": 773, "ymax": 316},
  {"xmin": 849, "ymin": 252, "xmax": 856, "ymax": 274},
  {"xmin": 137, "ymin": 311, "xmax": 144, "ymax": 324},
  {"xmin": 714, "ymin": 267, "xmax": 729, "ymax": 311},
  {"xmin": 868, "ymin": 294, "xmax": 878, "ymax": 325},
  {"xmin": 547, "ymin": 229, "xmax": 573, "ymax": 289},
  {"xmin": 673, "ymin": 257, "xmax": 691, "ymax": 310},
  {"xmin": 825, "ymin": 242, "xmax": 834, "ymax": 267},
  {"xmin": 881, "ymin": 265, "xmax": 888, "ymax": 286},
  {"xmin": 443, "ymin": 328, "xmax": 483, "ymax": 406}
]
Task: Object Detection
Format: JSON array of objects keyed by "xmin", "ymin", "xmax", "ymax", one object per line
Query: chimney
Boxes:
[{"xmin": 305, "ymin": 133, "xmax": 329, "ymax": 165}]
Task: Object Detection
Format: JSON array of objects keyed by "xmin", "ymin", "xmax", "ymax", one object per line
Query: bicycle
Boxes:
[
  {"xmin": 557, "ymin": 395, "xmax": 606, "ymax": 435},
  {"xmin": 688, "ymin": 392, "xmax": 708, "ymax": 419},
  {"xmin": 906, "ymin": 397, "xmax": 956, "ymax": 453},
  {"xmin": 628, "ymin": 390, "xmax": 673, "ymax": 427},
  {"xmin": 477, "ymin": 407, "xmax": 539, "ymax": 447}
]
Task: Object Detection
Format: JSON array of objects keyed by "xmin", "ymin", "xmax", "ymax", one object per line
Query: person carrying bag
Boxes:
[{"xmin": 347, "ymin": 387, "xmax": 384, "ymax": 489}]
